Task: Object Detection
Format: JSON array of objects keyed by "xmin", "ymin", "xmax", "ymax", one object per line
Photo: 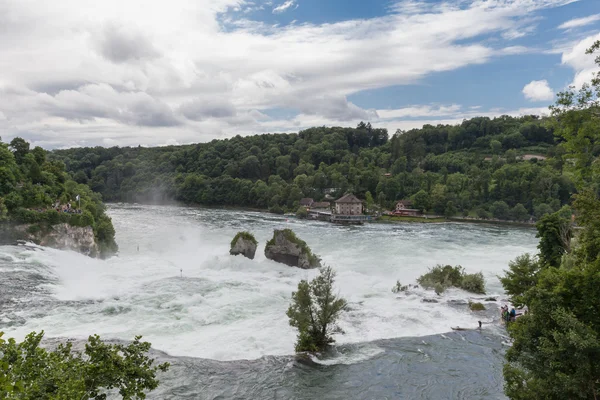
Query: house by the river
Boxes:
[
  {"xmin": 331, "ymin": 193, "xmax": 371, "ymax": 224},
  {"xmin": 393, "ymin": 200, "xmax": 421, "ymax": 217}
]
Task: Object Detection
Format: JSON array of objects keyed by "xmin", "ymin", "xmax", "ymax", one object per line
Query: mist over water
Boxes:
[
  {"xmin": 1, "ymin": 204, "xmax": 536, "ymax": 359},
  {"xmin": 0, "ymin": 204, "xmax": 537, "ymax": 398}
]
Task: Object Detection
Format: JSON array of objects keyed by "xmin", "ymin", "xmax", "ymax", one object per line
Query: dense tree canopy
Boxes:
[
  {"xmin": 501, "ymin": 40, "xmax": 600, "ymax": 400},
  {"xmin": 0, "ymin": 331, "xmax": 169, "ymax": 399},
  {"xmin": 0, "ymin": 137, "xmax": 117, "ymax": 257},
  {"xmin": 51, "ymin": 115, "xmax": 573, "ymax": 220}
]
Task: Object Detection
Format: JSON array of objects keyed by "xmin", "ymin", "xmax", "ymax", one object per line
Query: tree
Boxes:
[
  {"xmin": 411, "ymin": 189, "xmax": 430, "ymax": 212},
  {"xmin": 499, "ymin": 254, "xmax": 540, "ymax": 307},
  {"xmin": 0, "ymin": 331, "xmax": 169, "ymax": 399},
  {"xmin": 510, "ymin": 203, "xmax": 530, "ymax": 222},
  {"xmin": 9, "ymin": 137, "xmax": 30, "ymax": 164},
  {"xmin": 490, "ymin": 139, "xmax": 502, "ymax": 155},
  {"xmin": 502, "ymin": 40, "xmax": 600, "ymax": 400},
  {"xmin": 491, "ymin": 200, "xmax": 510, "ymax": 220},
  {"xmin": 296, "ymin": 206, "xmax": 308, "ymax": 219},
  {"xmin": 286, "ymin": 266, "xmax": 348, "ymax": 352},
  {"xmin": 536, "ymin": 210, "xmax": 573, "ymax": 268},
  {"xmin": 365, "ymin": 190, "xmax": 374, "ymax": 212}
]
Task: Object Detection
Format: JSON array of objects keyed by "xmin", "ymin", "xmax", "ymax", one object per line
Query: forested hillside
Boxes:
[
  {"xmin": 0, "ymin": 137, "xmax": 117, "ymax": 256},
  {"xmin": 51, "ymin": 116, "xmax": 575, "ymax": 220}
]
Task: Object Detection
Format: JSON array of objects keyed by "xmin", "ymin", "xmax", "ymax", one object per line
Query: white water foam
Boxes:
[{"xmin": 0, "ymin": 204, "xmax": 537, "ymax": 362}]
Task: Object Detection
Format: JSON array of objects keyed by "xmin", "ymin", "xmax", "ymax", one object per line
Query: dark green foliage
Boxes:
[
  {"xmin": 0, "ymin": 137, "xmax": 117, "ymax": 257},
  {"xmin": 499, "ymin": 254, "xmax": 541, "ymax": 307},
  {"xmin": 536, "ymin": 209, "xmax": 573, "ymax": 268},
  {"xmin": 501, "ymin": 40, "xmax": 600, "ymax": 400},
  {"xmin": 230, "ymin": 231, "xmax": 258, "ymax": 248},
  {"xmin": 417, "ymin": 264, "xmax": 486, "ymax": 294},
  {"xmin": 286, "ymin": 266, "xmax": 348, "ymax": 352},
  {"xmin": 49, "ymin": 117, "xmax": 573, "ymax": 219},
  {"xmin": 296, "ymin": 206, "xmax": 308, "ymax": 219},
  {"xmin": 0, "ymin": 331, "xmax": 169, "ymax": 399}
]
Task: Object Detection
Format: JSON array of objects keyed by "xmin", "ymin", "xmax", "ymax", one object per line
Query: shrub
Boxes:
[
  {"xmin": 26, "ymin": 224, "xmax": 42, "ymax": 235},
  {"xmin": 230, "ymin": 231, "xmax": 258, "ymax": 248},
  {"xmin": 296, "ymin": 206, "xmax": 308, "ymax": 219},
  {"xmin": 460, "ymin": 272, "xmax": 486, "ymax": 294},
  {"xmin": 469, "ymin": 301, "xmax": 486, "ymax": 311},
  {"xmin": 417, "ymin": 264, "xmax": 486, "ymax": 294}
]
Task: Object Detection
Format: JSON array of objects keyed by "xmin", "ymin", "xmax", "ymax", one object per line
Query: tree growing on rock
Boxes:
[{"xmin": 286, "ymin": 266, "xmax": 348, "ymax": 352}]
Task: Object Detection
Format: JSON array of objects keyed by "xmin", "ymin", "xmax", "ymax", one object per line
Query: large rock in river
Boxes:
[
  {"xmin": 264, "ymin": 229, "xmax": 321, "ymax": 269},
  {"xmin": 230, "ymin": 231, "xmax": 258, "ymax": 259}
]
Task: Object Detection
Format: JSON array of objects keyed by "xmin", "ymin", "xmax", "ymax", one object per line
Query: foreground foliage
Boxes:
[
  {"xmin": 417, "ymin": 264, "xmax": 486, "ymax": 294},
  {"xmin": 501, "ymin": 40, "xmax": 600, "ymax": 400},
  {"xmin": 286, "ymin": 266, "xmax": 348, "ymax": 352},
  {"xmin": 0, "ymin": 331, "xmax": 169, "ymax": 399},
  {"xmin": 0, "ymin": 137, "xmax": 117, "ymax": 257}
]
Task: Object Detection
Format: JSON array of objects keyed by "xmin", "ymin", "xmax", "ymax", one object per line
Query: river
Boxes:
[{"xmin": 0, "ymin": 204, "xmax": 538, "ymax": 399}]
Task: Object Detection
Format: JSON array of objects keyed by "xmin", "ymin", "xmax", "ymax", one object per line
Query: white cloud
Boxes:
[
  {"xmin": 561, "ymin": 32, "xmax": 600, "ymax": 89},
  {"xmin": 558, "ymin": 14, "xmax": 600, "ymax": 30},
  {"xmin": 272, "ymin": 0, "xmax": 296, "ymax": 14},
  {"xmin": 0, "ymin": 0, "xmax": 579, "ymax": 148},
  {"xmin": 522, "ymin": 80, "xmax": 555, "ymax": 102}
]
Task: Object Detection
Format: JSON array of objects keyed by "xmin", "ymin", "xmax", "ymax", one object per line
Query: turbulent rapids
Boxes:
[{"xmin": 0, "ymin": 204, "xmax": 538, "ymax": 399}]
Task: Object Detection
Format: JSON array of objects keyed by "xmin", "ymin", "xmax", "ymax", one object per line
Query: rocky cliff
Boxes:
[
  {"xmin": 265, "ymin": 229, "xmax": 321, "ymax": 269},
  {"xmin": 0, "ymin": 223, "xmax": 100, "ymax": 257}
]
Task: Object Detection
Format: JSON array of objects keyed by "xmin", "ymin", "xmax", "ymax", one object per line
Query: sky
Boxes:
[{"xmin": 0, "ymin": 0, "xmax": 599, "ymax": 149}]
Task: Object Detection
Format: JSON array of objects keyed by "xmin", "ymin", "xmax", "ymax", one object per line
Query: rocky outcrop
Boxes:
[
  {"xmin": 230, "ymin": 231, "xmax": 258, "ymax": 259},
  {"xmin": 265, "ymin": 229, "xmax": 321, "ymax": 269},
  {"xmin": 0, "ymin": 223, "xmax": 99, "ymax": 257}
]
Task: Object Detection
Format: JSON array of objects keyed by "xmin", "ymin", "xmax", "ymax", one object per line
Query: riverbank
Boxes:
[{"xmin": 112, "ymin": 201, "xmax": 536, "ymax": 228}]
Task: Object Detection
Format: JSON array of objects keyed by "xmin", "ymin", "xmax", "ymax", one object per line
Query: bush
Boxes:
[
  {"xmin": 296, "ymin": 206, "xmax": 308, "ymax": 219},
  {"xmin": 469, "ymin": 301, "xmax": 486, "ymax": 311},
  {"xmin": 26, "ymin": 224, "xmax": 42, "ymax": 234},
  {"xmin": 460, "ymin": 272, "xmax": 486, "ymax": 294},
  {"xmin": 230, "ymin": 231, "xmax": 258, "ymax": 248},
  {"xmin": 417, "ymin": 264, "xmax": 486, "ymax": 294}
]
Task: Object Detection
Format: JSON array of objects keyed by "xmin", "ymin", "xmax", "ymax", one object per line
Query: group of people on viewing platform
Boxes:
[{"xmin": 28, "ymin": 200, "xmax": 83, "ymax": 214}]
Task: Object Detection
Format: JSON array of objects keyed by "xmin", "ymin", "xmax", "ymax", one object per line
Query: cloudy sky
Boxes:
[{"xmin": 1, "ymin": 0, "xmax": 599, "ymax": 149}]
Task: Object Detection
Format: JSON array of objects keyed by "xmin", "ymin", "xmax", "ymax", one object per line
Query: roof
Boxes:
[
  {"xmin": 396, "ymin": 199, "xmax": 412, "ymax": 206},
  {"xmin": 299, "ymin": 198, "xmax": 314, "ymax": 206},
  {"xmin": 335, "ymin": 193, "xmax": 362, "ymax": 204},
  {"xmin": 311, "ymin": 202, "xmax": 331, "ymax": 208}
]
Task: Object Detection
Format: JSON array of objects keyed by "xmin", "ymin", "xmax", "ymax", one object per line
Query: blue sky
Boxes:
[
  {"xmin": 1, "ymin": 0, "xmax": 599, "ymax": 147},
  {"xmin": 234, "ymin": 0, "xmax": 600, "ymax": 125}
]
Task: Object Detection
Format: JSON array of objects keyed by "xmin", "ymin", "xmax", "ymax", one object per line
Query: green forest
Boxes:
[
  {"xmin": 51, "ymin": 114, "xmax": 575, "ymax": 221},
  {"xmin": 0, "ymin": 137, "xmax": 117, "ymax": 257},
  {"xmin": 498, "ymin": 39, "xmax": 600, "ymax": 399}
]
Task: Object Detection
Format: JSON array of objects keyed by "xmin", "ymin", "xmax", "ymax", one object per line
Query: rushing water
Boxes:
[{"xmin": 0, "ymin": 204, "xmax": 538, "ymax": 399}]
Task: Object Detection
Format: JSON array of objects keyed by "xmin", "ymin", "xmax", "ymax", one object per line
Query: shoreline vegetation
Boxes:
[
  {"xmin": 52, "ymin": 115, "xmax": 573, "ymax": 226},
  {"xmin": 0, "ymin": 137, "xmax": 118, "ymax": 258}
]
